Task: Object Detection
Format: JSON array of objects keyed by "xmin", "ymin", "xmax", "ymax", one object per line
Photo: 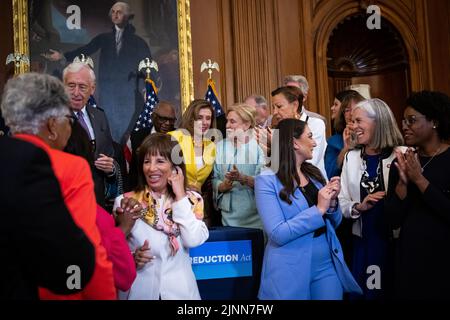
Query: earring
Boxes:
[{"xmin": 433, "ymin": 125, "xmax": 437, "ymax": 129}]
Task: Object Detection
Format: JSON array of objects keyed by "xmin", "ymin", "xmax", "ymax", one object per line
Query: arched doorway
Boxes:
[
  {"xmin": 327, "ymin": 14, "xmax": 410, "ymax": 125},
  {"xmin": 312, "ymin": 1, "xmax": 426, "ymax": 132}
]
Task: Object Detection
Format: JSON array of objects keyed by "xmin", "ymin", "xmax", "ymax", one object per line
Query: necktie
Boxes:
[
  {"xmin": 77, "ymin": 111, "xmax": 92, "ymax": 140},
  {"xmin": 116, "ymin": 30, "xmax": 123, "ymax": 54}
]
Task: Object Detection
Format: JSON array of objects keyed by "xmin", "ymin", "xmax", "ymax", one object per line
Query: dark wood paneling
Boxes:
[
  {"xmin": 276, "ymin": 0, "xmax": 305, "ymax": 81},
  {"xmin": 425, "ymin": 0, "xmax": 450, "ymax": 95},
  {"xmin": 191, "ymin": 0, "xmax": 224, "ymax": 101},
  {"xmin": 352, "ymin": 69, "xmax": 409, "ymax": 128},
  {"xmin": 0, "ymin": 0, "xmax": 14, "ymax": 95}
]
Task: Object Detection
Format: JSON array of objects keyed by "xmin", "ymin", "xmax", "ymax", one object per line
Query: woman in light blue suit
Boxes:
[
  {"xmin": 255, "ymin": 119, "xmax": 361, "ymax": 300},
  {"xmin": 213, "ymin": 103, "xmax": 265, "ymax": 230}
]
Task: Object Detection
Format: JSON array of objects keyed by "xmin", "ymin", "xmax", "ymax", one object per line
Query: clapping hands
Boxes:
[
  {"xmin": 115, "ymin": 197, "xmax": 143, "ymax": 236},
  {"xmin": 317, "ymin": 177, "xmax": 341, "ymax": 214},
  {"xmin": 395, "ymin": 148, "xmax": 423, "ymax": 185}
]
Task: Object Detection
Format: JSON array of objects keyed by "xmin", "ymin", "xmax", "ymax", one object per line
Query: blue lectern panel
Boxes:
[{"xmin": 190, "ymin": 226, "xmax": 264, "ymax": 300}]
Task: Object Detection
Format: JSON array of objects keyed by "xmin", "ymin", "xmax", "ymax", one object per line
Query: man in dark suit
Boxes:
[
  {"xmin": 45, "ymin": 1, "xmax": 152, "ymax": 143},
  {"xmin": 63, "ymin": 62, "xmax": 118, "ymax": 208},
  {"xmin": 0, "ymin": 136, "xmax": 95, "ymax": 299},
  {"xmin": 129, "ymin": 101, "xmax": 176, "ymax": 152}
]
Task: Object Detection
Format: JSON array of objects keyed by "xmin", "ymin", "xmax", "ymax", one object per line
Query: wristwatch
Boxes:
[{"xmin": 351, "ymin": 203, "xmax": 361, "ymax": 218}]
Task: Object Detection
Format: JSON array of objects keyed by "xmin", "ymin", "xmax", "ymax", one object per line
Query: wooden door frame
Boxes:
[{"xmin": 312, "ymin": 0, "xmax": 427, "ymax": 121}]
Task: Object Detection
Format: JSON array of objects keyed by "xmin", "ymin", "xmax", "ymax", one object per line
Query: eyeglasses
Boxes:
[
  {"xmin": 402, "ymin": 115, "xmax": 426, "ymax": 127},
  {"xmin": 66, "ymin": 83, "xmax": 90, "ymax": 94},
  {"xmin": 64, "ymin": 114, "xmax": 77, "ymax": 126},
  {"xmin": 154, "ymin": 113, "xmax": 176, "ymax": 124}
]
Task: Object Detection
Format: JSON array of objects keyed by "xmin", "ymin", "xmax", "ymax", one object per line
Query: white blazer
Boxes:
[
  {"xmin": 114, "ymin": 195, "xmax": 209, "ymax": 300},
  {"xmin": 300, "ymin": 112, "xmax": 328, "ymax": 180},
  {"xmin": 338, "ymin": 147, "xmax": 406, "ymax": 237}
]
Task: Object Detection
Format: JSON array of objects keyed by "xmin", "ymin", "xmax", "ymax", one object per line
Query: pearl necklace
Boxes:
[{"xmin": 421, "ymin": 146, "xmax": 441, "ymax": 172}]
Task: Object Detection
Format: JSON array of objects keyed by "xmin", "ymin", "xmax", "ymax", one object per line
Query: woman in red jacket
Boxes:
[{"xmin": 1, "ymin": 72, "xmax": 116, "ymax": 299}]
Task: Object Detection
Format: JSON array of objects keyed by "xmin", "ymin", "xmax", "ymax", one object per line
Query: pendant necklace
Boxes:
[{"xmin": 421, "ymin": 146, "xmax": 441, "ymax": 172}]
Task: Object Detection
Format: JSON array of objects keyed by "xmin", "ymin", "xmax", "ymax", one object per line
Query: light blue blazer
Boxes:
[{"xmin": 255, "ymin": 170, "xmax": 362, "ymax": 299}]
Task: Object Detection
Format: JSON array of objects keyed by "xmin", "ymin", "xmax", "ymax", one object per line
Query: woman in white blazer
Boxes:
[
  {"xmin": 338, "ymin": 98, "xmax": 405, "ymax": 300},
  {"xmin": 114, "ymin": 133, "xmax": 209, "ymax": 300}
]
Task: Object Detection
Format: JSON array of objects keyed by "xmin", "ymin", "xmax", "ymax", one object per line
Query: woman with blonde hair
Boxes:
[
  {"xmin": 338, "ymin": 98, "xmax": 405, "ymax": 300},
  {"xmin": 213, "ymin": 103, "xmax": 266, "ymax": 230}
]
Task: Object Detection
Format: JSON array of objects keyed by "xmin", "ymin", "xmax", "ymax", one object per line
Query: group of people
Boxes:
[{"xmin": 1, "ymin": 57, "xmax": 450, "ymax": 300}]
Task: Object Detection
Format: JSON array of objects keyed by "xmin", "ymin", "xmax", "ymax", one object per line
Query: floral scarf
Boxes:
[{"xmin": 126, "ymin": 187, "xmax": 204, "ymax": 256}]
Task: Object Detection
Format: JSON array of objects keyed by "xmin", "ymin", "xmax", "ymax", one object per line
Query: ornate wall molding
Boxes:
[
  {"xmin": 311, "ymin": 0, "xmax": 426, "ymax": 122},
  {"xmin": 12, "ymin": 0, "xmax": 29, "ymax": 74},
  {"xmin": 178, "ymin": 0, "xmax": 194, "ymax": 113}
]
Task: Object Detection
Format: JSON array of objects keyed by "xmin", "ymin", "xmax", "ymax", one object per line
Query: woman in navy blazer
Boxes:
[{"xmin": 255, "ymin": 119, "xmax": 361, "ymax": 299}]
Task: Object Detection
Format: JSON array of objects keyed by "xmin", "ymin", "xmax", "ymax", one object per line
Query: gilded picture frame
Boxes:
[{"xmin": 12, "ymin": 0, "xmax": 193, "ymax": 119}]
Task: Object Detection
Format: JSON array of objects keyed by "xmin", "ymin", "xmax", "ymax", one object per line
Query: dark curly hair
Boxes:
[{"xmin": 406, "ymin": 91, "xmax": 450, "ymax": 140}]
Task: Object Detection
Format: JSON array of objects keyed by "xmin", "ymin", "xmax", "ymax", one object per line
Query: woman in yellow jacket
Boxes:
[{"xmin": 168, "ymin": 99, "xmax": 217, "ymax": 225}]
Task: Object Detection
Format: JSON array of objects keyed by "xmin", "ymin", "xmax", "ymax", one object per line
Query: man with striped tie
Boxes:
[{"xmin": 63, "ymin": 61, "xmax": 118, "ymax": 209}]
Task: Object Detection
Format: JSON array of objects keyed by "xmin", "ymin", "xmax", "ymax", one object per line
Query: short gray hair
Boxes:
[
  {"xmin": 1, "ymin": 73, "xmax": 70, "ymax": 135},
  {"xmin": 283, "ymin": 75, "xmax": 309, "ymax": 95},
  {"xmin": 353, "ymin": 98, "xmax": 404, "ymax": 150},
  {"xmin": 245, "ymin": 94, "xmax": 268, "ymax": 109},
  {"xmin": 63, "ymin": 62, "xmax": 96, "ymax": 84},
  {"xmin": 109, "ymin": 2, "xmax": 133, "ymax": 20}
]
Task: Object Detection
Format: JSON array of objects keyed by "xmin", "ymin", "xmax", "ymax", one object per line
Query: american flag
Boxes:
[
  {"xmin": 124, "ymin": 79, "xmax": 159, "ymax": 170},
  {"xmin": 205, "ymin": 78, "xmax": 224, "ymax": 117},
  {"xmin": 134, "ymin": 79, "xmax": 159, "ymax": 131}
]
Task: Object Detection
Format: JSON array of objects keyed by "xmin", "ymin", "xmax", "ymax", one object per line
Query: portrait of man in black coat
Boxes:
[{"xmin": 43, "ymin": 1, "xmax": 152, "ymax": 143}]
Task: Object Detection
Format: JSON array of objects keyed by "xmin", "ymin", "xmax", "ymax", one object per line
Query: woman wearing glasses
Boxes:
[
  {"xmin": 338, "ymin": 98, "xmax": 405, "ymax": 300},
  {"xmin": 1, "ymin": 73, "xmax": 116, "ymax": 299},
  {"xmin": 385, "ymin": 91, "xmax": 450, "ymax": 299}
]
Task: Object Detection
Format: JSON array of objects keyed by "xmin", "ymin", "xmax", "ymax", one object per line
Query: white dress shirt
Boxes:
[
  {"xmin": 115, "ymin": 25, "xmax": 124, "ymax": 51},
  {"xmin": 80, "ymin": 106, "xmax": 96, "ymax": 140},
  {"xmin": 300, "ymin": 112, "xmax": 327, "ymax": 180},
  {"xmin": 113, "ymin": 193, "xmax": 209, "ymax": 300}
]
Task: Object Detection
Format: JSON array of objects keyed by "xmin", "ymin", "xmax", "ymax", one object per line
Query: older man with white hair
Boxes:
[
  {"xmin": 45, "ymin": 2, "xmax": 152, "ymax": 143},
  {"xmin": 63, "ymin": 61, "xmax": 119, "ymax": 208},
  {"xmin": 244, "ymin": 94, "xmax": 272, "ymax": 128}
]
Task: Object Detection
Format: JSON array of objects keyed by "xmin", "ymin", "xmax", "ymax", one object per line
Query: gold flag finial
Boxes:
[
  {"xmin": 138, "ymin": 58, "xmax": 159, "ymax": 80},
  {"xmin": 73, "ymin": 54, "xmax": 95, "ymax": 69},
  {"xmin": 6, "ymin": 53, "xmax": 30, "ymax": 75},
  {"xmin": 200, "ymin": 59, "xmax": 220, "ymax": 80}
]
